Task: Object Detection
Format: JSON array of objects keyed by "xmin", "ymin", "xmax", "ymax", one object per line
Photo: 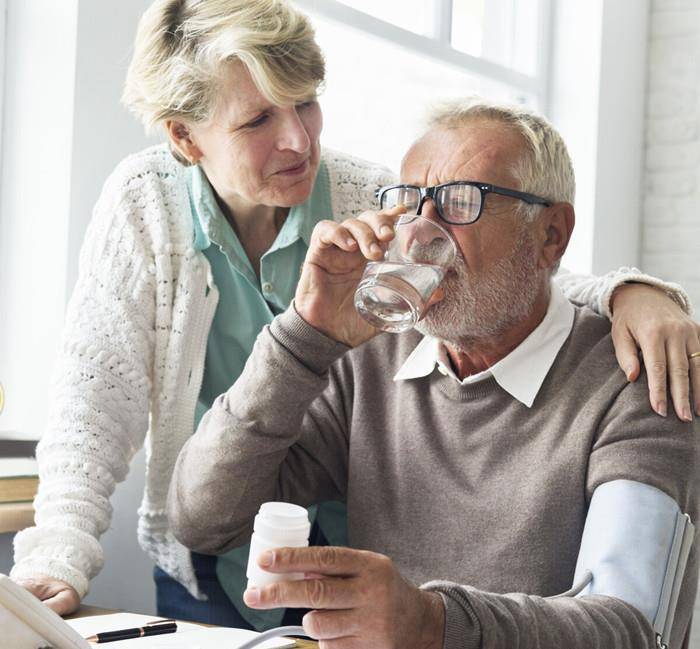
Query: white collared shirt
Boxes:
[{"xmin": 393, "ymin": 282, "xmax": 575, "ymax": 407}]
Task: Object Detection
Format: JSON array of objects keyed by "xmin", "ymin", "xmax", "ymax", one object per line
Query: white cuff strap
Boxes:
[{"xmin": 572, "ymin": 480, "xmax": 694, "ymax": 648}]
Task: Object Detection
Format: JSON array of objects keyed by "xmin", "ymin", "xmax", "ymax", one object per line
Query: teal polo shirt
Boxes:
[{"xmin": 188, "ymin": 162, "xmax": 348, "ymax": 630}]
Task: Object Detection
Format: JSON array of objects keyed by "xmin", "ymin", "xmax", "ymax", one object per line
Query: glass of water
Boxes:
[{"xmin": 354, "ymin": 214, "xmax": 457, "ymax": 333}]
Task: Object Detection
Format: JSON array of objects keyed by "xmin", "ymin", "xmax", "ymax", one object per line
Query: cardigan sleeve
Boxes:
[
  {"xmin": 553, "ymin": 266, "xmax": 691, "ymax": 319},
  {"xmin": 322, "ymin": 148, "xmax": 397, "ymax": 221},
  {"xmin": 10, "ymin": 164, "xmax": 159, "ymax": 598}
]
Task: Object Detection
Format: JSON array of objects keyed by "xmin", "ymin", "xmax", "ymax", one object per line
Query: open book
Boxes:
[
  {"xmin": 0, "ymin": 574, "xmax": 90, "ymax": 648},
  {"xmin": 0, "ymin": 574, "xmax": 295, "ymax": 648}
]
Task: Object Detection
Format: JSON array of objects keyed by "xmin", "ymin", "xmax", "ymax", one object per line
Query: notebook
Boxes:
[
  {"xmin": 0, "ymin": 458, "xmax": 39, "ymax": 504},
  {"xmin": 0, "ymin": 573, "xmax": 91, "ymax": 649},
  {"xmin": 1, "ymin": 574, "xmax": 295, "ymax": 649},
  {"xmin": 67, "ymin": 613, "xmax": 295, "ymax": 648}
]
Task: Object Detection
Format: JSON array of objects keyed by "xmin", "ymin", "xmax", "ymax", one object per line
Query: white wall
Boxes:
[
  {"xmin": 642, "ymin": 0, "xmax": 700, "ymax": 309},
  {"xmin": 642, "ymin": 6, "xmax": 700, "ymax": 640}
]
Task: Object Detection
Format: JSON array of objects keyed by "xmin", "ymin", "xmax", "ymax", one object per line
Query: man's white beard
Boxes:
[{"xmin": 415, "ymin": 225, "xmax": 542, "ymax": 350}]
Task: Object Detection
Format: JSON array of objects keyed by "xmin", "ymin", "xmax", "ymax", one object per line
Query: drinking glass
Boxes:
[{"xmin": 354, "ymin": 214, "xmax": 457, "ymax": 333}]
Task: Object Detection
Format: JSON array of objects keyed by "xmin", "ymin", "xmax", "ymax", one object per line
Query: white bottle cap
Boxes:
[
  {"xmin": 246, "ymin": 502, "xmax": 311, "ymax": 588},
  {"xmin": 254, "ymin": 502, "xmax": 311, "ymax": 545}
]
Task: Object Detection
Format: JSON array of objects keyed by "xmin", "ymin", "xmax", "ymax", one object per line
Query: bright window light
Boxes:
[
  {"xmin": 335, "ymin": 0, "xmax": 437, "ymax": 36},
  {"xmin": 308, "ymin": 11, "xmax": 538, "ymax": 172},
  {"xmin": 450, "ymin": 0, "xmax": 485, "ymax": 56}
]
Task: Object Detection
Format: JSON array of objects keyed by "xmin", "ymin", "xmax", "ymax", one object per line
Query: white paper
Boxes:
[
  {"xmin": 65, "ymin": 613, "xmax": 294, "ymax": 649},
  {"xmin": 150, "ymin": 627, "xmax": 295, "ymax": 649},
  {"xmin": 65, "ymin": 613, "xmax": 202, "ymax": 635},
  {"xmin": 0, "ymin": 605, "xmax": 55, "ymax": 649}
]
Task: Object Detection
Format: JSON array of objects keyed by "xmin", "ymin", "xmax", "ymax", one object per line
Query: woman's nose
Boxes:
[{"xmin": 278, "ymin": 107, "xmax": 311, "ymax": 153}]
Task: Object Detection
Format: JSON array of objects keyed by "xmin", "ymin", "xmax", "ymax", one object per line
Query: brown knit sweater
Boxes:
[{"xmin": 169, "ymin": 305, "xmax": 700, "ymax": 649}]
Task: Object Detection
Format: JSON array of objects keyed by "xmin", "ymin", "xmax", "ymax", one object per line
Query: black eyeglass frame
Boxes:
[{"xmin": 375, "ymin": 181, "xmax": 552, "ymax": 225}]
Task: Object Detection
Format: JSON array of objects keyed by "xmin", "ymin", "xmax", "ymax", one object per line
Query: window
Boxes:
[
  {"xmin": 0, "ymin": 0, "xmax": 6, "ymax": 175},
  {"xmin": 295, "ymin": 0, "xmax": 552, "ymax": 170}
]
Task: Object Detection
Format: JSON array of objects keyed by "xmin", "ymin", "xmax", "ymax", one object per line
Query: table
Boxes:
[{"xmin": 69, "ymin": 606, "xmax": 318, "ymax": 648}]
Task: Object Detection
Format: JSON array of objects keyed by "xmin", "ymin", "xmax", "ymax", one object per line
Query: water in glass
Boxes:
[{"xmin": 354, "ymin": 260, "xmax": 444, "ymax": 333}]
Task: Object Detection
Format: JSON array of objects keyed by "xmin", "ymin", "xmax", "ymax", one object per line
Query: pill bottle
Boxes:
[{"xmin": 246, "ymin": 502, "xmax": 311, "ymax": 588}]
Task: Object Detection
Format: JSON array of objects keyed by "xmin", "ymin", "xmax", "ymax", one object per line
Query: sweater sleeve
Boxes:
[
  {"xmin": 420, "ymin": 584, "xmax": 654, "ymax": 649},
  {"xmin": 10, "ymin": 169, "xmax": 157, "ymax": 598},
  {"xmin": 553, "ymin": 266, "xmax": 692, "ymax": 319},
  {"xmin": 168, "ymin": 306, "xmax": 353, "ymax": 555}
]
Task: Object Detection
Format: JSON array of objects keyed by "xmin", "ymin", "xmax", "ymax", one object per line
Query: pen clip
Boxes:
[{"xmin": 145, "ymin": 619, "xmax": 176, "ymax": 626}]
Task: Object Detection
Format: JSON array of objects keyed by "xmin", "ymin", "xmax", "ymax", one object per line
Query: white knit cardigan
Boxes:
[{"xmin": 10, "ymin": 144, "xmax": 689, "ymax": 600}]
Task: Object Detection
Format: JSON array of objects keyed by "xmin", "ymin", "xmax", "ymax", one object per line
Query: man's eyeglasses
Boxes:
[{"xmin": 376, "ymin": 181, "xmax": 552, "ymax": 225}]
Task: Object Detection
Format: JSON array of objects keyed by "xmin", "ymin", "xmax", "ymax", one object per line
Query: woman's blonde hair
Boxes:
[{"xmin": 122, "ymin": 0, "xmax": 325, "ymax": 138}]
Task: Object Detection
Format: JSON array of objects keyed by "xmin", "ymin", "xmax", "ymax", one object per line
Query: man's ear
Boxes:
[
  {"xmin": 537, "ymin": 202, "xmax": 575, "ymax": 271},
  {"xmin": 164, "ymin": 119, "xmax": 203, "ymax": 165}
]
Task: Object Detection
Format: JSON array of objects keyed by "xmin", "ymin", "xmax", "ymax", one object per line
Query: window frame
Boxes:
[{"xmin": 294, "ymin": 0, "xmax": 554, "ymax": 111}]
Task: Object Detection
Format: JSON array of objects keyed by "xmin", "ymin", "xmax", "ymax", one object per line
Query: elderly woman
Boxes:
[{"xmin": 10, "ymin": 0, "xmax": 699, "ymax": 632}]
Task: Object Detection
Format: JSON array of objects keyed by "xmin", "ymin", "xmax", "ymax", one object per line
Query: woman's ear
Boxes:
[
  {"xmin": 165, "ymin": 119, "xmax": 203, "ymax": 165},
  {"xmin": 537, "ymin": 202, "xmax": 575, "ymax": 271}
]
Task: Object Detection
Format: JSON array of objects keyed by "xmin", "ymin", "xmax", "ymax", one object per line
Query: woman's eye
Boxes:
[{"xmin": 245, "ymin": 113, "xmax": 269, "ymax": 128}]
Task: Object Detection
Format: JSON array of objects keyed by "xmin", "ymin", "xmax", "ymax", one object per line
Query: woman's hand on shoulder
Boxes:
[{"xmin": 610, "ymin": 282, "xmax": 700, "ymax": 421}]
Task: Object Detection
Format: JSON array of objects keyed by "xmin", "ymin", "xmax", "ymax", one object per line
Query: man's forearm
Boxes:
[
  {"xmin": 167, "ymin": 306, "xmax": 349, "ymax": 554},
  {"xmin": 423, "ymin": 582, "xmax": 655, "ymax": 649}
]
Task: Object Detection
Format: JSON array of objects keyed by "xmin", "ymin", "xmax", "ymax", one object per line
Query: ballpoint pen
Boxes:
[{"xmin": 85, "ymin": 620, "xmax": 177, "ymax": 644}]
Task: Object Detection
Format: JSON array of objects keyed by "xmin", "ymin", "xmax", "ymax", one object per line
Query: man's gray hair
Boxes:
[{"xmin": 426, "ymin": 98, "xmax": 576, "ymax": 220}]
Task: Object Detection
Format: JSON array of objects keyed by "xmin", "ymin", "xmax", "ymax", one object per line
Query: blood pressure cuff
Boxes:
[{"xmin": 572, "ymin": 480, "xmax": 694, "ymax": 648}]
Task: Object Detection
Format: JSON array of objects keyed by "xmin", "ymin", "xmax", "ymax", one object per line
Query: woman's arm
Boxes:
[
  {"xmin": 10, "ymin": 175, "xmax": 156, "ymax": 613},
  {"xmin": 554, "ymin": 266, "xmax": 700, "ymax": 421}
]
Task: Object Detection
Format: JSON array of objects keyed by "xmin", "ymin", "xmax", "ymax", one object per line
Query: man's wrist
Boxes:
[
  {"xmin": 270, "ymin": 303, "xmax": 350, "ymax": 375},
  {"xmin": 293, "ymin": 298, "xmax": 344, "ymax": 344},
  {"xmin": 418, "ymin": 590, "xmax": 446, "ymax": 649}
]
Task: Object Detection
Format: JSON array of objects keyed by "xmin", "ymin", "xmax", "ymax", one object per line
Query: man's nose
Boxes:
[
  {"xmin": 417, "ymin": 197, "xmax": 442, "ymax": 224},
  {"xmin": 411, "ymin": 199, "xmax": 447, "ymax": 245}
]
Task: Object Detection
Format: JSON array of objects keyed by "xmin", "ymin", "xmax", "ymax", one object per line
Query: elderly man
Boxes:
[{"xmin": 169, "ymin": 101, "xmax": 699, "ymax": 649}]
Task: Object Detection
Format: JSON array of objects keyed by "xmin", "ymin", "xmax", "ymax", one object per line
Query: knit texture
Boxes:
[
  {"xmin": 555, "ymin": 266, "xmax": 691, "ymax": 318},
  {"xmin": 169, "ymin": 305, "xmax": 699, "ymax": 649},
  {"xmin": 10, "ymin": 145, "xmax": 394, "ymax": 599}
]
